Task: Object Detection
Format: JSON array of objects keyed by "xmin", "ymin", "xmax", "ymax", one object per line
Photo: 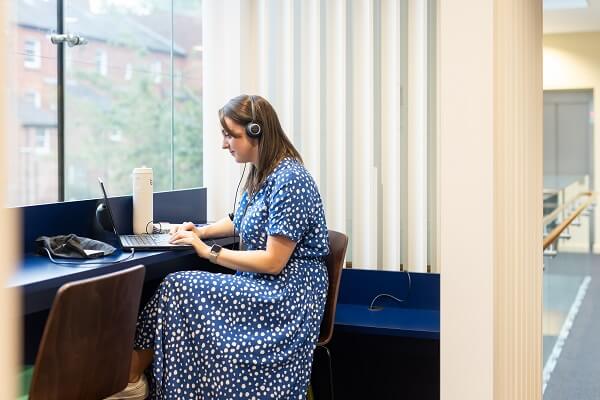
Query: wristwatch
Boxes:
[{"xmin": 208, "ymin": 244, "xmax": 223, "ymax": 263}]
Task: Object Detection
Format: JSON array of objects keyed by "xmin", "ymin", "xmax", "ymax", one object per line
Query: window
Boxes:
[
  {"xmin": 151, "ymin": 61, "xmax": 162, "ymax": 84},
  {"xmin": 34, "ymin": 128, "xmax": 50, "ymax": 151},
  {"xmin": 24, "ymin": 39, "xmax": 41, "ymax": 69},
  {"xmin": 8, "ymin": 0, "xmax": 204, "ymax": 206},
  {"xmin": 124, "ymin": 63, "xmax": 133, "ymax": 81},
  {"xmin": 174, "ymin": 68, "xmax": 182, "ymax": 91},
  {"xmin": 65, "ymin": 50, "xmax": 73, "ymax": 70},
  {"xmin": 109, "ymin": 129, "xmax": 123, "ymax": 142},
  {"xmin": 95, "ymin": 49, "xmax": 107, "ymax": 76},
  {"xmin": 24, "ymin": 90, "xmax": 41, "ymax": 109}
]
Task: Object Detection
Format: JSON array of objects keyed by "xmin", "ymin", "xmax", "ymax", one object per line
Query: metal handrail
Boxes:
[{"xmin": 543, "ymin": 192, "xmax": 596, "ymax": 251}]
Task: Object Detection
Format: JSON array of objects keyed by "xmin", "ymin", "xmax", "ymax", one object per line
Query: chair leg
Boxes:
[{"xmin": 318, "ymin": 345, "xmax": 334, "ymax": 400}]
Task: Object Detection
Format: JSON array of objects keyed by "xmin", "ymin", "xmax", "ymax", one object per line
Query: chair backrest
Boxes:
[
  {"xmin": 318, "ymin": 230, "xmax": 348, "ymax": 346},
  {"xmin": 29, "ymin": 265, "xmax": 145, "ymax": 400}
]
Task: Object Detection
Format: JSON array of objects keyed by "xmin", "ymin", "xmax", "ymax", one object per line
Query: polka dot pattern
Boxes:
[{"xmin": 134, "ymin": 158, "xmax": 330, "ymax": 399}]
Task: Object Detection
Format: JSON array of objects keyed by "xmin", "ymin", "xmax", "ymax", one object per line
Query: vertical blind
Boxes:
[{"xmin": 203, "ymin": 0, "xmax": 432, "ymax": 272}]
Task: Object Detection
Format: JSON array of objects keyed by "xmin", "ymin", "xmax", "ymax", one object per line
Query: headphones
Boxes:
[{"xmin": 245, "ymin": 95, "xmax": 262, "ymax": 138}]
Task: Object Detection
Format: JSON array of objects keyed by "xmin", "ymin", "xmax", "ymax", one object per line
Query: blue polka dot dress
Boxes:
[{"xmin": 134, "ymin": 158, "xmax": 330, "ymax": 399}]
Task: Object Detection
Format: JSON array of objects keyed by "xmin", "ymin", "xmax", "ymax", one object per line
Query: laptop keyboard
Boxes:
[{"xmin": 121, "ymin": 234, "xmax": 172, "ymax": 247}]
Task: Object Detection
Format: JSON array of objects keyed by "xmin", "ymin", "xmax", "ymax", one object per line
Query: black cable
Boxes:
[
  {"xmin": 146, "ymin": 220, "xmax": 155, "ymax": 234},
  {"xmin": 146, "ymin": 221, "xmax": 165, "ymax": 234},
  {"xmin": 42, "ymin": 247, "xmax": 136, "ymax": 267},
  {"xmin": 230, "ymin": 163, "xmax": 247, "ymax": 250}
]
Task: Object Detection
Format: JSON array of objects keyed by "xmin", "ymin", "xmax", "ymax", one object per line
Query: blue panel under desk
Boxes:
[{"xmin": 335, "ymin": 269, "xmax": 440, "ymax": 338}]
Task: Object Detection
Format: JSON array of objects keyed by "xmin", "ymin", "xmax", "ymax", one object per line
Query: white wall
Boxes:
[
  {"xmin": 440, "ymin": 0, "xmax": 542, "ymax": 398},
  {"xmin": 543, "ymin": 32, "xmax": 600, "ymax": 253}
]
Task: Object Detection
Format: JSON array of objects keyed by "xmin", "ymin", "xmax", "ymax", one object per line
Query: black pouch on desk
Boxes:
[{"xmin": 36, "ymin": 234, "xmax": 117, "ymax": 259}]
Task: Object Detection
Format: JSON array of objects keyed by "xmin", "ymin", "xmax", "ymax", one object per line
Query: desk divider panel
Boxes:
[
  {"xmin": 337, "ymin": 269, "xmax": 439, "ymax": 310},
  {"xmin": 20, "ymin": 188, "xmax": 207, "ymax": 253}
]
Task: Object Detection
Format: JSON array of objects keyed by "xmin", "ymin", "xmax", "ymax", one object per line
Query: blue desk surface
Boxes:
[
  {"xmin": 10, "ymin": 187, "xmax": 239, "ymax": 314},
  {"xmin": 11, "ymin": 237, "xmax": 236, "ymax": 315},
  {"xmin": 10, "ymin": 237, "xmax": 235, "ymax": 291},
  {"xmin": 334, "ymin": 269, "xmax": 440, "ymax": 339},
  {"xmin": 335, "ymin": 304, "xmax": 440, "ymax": 339}
]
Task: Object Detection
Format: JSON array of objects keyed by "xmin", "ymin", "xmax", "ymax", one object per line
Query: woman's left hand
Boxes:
[{"xmin": 169, "ymin": 230, "xmax": 210, "ymax": 258}]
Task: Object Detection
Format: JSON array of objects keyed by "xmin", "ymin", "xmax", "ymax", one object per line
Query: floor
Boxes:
[{"xmin": 543, "ymin": 251, "xmax": 600, "ymax": 399}]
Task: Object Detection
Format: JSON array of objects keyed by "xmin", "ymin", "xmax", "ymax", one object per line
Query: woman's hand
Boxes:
[
  {"xmin": 169, "ymin": 221, "xmax": 202, "ymax": 238},
  {"xmin": 169, "ymin": 230, "xmax": 210, "ymax": 258}
]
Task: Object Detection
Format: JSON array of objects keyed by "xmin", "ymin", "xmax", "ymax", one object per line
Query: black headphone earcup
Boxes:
[{"xmin": 246, "ymin": 122, "xmax": 262, "ymax": 138}]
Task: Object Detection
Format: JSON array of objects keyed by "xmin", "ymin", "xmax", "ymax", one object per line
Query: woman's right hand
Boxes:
[{"xmin": 170, "ymin": 222, "xmax": 202, "ymax": 238}]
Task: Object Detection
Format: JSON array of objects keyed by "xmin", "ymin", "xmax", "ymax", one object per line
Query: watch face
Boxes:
[{"xmin": 210, "ymin": 244, "xmax": 222, "ymax": 254}]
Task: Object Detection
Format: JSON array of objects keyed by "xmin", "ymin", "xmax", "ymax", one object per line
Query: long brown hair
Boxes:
[{"xmin": 219, "ymin": 95, "xmax": 302, "ymax": 194}]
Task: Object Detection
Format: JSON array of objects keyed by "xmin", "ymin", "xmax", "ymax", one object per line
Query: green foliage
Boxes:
[{"xmin": 65, "ymin": 68, "xmax": 203, "ymax": 200}]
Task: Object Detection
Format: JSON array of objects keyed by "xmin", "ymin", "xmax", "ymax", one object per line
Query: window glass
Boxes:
[
  {"xmin": 7, "ymin": 0, "xmax": 203, "ymax": 205},
  {"xmin": 63, "ymin": 0, "xmax": 175, "ymax": 199},
  {"xmin": 9, "ymin": 0, "xmax": 59, "ymax": 206},
  {"xmin": 173, "ymin": 0, "xmax": 203, "ymax": 190},
  {"xmin": 62, "ymin": 0, "xmax": 202, "ymax": 200}
]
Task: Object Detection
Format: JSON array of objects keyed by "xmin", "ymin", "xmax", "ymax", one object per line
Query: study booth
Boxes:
[{"xmin": 10, "ymin": 187, "xmax": 440, "ymax": 400}]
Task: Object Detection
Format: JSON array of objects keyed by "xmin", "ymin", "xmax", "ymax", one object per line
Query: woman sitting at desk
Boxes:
[{"xmin": 107, "ymin": 95, "xmax": 329, "ymax": 399}]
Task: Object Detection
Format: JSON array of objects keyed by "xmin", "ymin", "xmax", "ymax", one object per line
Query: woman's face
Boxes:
[{"xmin": 221, "ymin": 116, "xmax": 259, "ymax": 164}]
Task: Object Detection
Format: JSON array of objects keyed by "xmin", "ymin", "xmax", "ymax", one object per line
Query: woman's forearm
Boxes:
[
  {"xmin": 204, "ymin": 235, "xmax": 296, "ymax": 275},
  {"xmin": 213, "ymin": 248, "xmax": 283, "ymax": 275},
  {"xmin": 199, "ymin": 217, "xmax": 236, "ymax": 239}
]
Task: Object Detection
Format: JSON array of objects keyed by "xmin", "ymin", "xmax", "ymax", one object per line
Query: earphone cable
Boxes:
[{"xmin": 231, "ymin": 163, "xmax": 247, "ymax": 249}]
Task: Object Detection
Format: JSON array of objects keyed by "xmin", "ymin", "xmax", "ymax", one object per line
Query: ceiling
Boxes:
[{"xmin": 544, "ymin": 0, "xmax": 600, "ymax": 34}]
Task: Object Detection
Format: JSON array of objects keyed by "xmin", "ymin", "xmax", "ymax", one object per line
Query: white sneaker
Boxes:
[{"xmin": 104, "ymin": 375, "xmax": 149, "ymax": 400}]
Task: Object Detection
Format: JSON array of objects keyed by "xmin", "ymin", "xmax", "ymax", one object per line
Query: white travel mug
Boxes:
[{"xmin": 133, "ymin": 167, "xmax": 153, "ymax": 234}]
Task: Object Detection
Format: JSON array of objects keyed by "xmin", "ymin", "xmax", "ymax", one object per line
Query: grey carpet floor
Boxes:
[{"xmin": 543, "ymin": 252, "xmax": 600, "ymax": 400}]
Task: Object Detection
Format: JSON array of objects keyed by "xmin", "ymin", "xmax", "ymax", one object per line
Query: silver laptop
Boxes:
[{"xmin": 98, "ymin": 178, "xmax": 192, "ymax": 251}]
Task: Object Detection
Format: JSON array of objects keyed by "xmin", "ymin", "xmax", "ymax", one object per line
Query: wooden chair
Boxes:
[
  {"xmin": 311, "ymin": 230, "xmax": 348, "ymax": 400},
  {"xmin": 23, "ymin": 265, "xmax": 145, "ymax": 400}
]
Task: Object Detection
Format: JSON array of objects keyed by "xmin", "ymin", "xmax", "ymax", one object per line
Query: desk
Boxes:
[
  {"xmin": 10, "ymin": 188, "xmax": 241, "ymax": 363},
  {"xmin": 326, "ymin": 269, "xmax": 440, "ymax": 400},
  {"xmin": 11, "ymin": 237, "xmax": 236, "ymax": 315},
  {"xmin": 9, "ymin": 187, "xmax": 236, "ymax": 314},
  {"xmin": 334, "ymin": 268, "xmax": 440, "ymax": 338}
]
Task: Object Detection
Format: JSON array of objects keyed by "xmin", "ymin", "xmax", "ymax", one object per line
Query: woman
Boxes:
[{"xmin": 108, "ymin": 95, "xmax": 329, "ymax": 399}]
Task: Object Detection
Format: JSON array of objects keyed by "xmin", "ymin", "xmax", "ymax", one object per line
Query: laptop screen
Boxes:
[{"xmin": 98, "ymin": 178, "xmax": 123, "ymax": 242}]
